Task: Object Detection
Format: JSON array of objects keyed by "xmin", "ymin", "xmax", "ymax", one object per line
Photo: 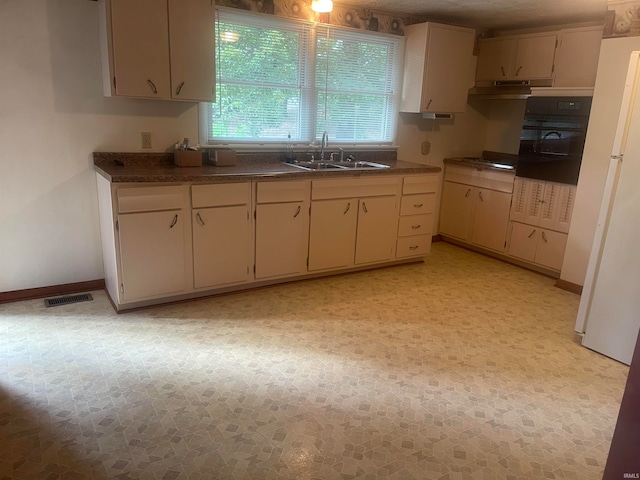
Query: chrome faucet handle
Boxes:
[
  {"xmin": 329, "ymin": 152, "xmax": 337, "ymax": 162},
  {"xmin": 339, "ymin": 148, "xmax": 344, "ymax": 162}
]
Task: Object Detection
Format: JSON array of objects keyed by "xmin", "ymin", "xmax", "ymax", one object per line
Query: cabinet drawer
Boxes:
[
  {"xmin": 192, "ymin": 183, "xmax": 250, "ymax": 208},
  {"xmin": 402, "ymin": 174, "xmax": 439, "ymax": 195},
  {"xmin": 398, "ymin": 214, "xmax": 433, "ymax": 237},
  {"xmin": 444, "ymin": 164, "xmax": 514, "ymax": 193},
  {"xmin": 117, "ymin": 186, "xmax": 186, "ymax": 213},
  {"xmin": 400, "ymin": 193, "xmax": 436, "ymax": 215},
  {"xmin": 256, "ymin": 180, "xmax": 309, "ymax": 203},
  {"xmin": 396, "ymin": 235, "xmax": 431, "ymax": 258},
  {"xmin": 312, "ymin": 176, "xmax": 400, "ymax": 200}
]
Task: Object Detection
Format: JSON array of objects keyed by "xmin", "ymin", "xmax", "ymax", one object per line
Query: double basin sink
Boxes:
[{"xmin": 284, "ymin": 160, "xmax": 390, "ymax": 171}]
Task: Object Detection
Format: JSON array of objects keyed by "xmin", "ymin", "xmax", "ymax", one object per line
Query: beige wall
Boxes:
[
  {"xmin": 0, "ymin": 0, "xmax": 526, "ymax": 294},
  {"xmin": 0, "ymin": 0, "xmax": 199, "ymax": 292}
]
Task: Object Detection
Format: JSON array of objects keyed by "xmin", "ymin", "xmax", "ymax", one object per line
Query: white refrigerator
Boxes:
[{"xmin": 576, "ymin": 50, "xmax": 640, "ymax": 366}]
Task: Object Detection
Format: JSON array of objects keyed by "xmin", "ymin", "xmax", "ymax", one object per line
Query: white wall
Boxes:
[{"xmin": 0, "ymin": 0, "xmax": 199, "ymax": 292}]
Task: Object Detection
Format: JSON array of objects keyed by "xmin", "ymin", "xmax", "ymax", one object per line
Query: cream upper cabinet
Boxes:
[
  {"xmin": 476, "ymin": 33, "xmax": 557, "ymax": 82},
  {"xmin": 168, "ymin": 0, "xmax": 216, "ymax": 101},
  {"xmin": 99, "ymin": 0, "xmax": 215, "ymax": 101},
  {"xmin": 475, "ymin": 37, "xmax": 516, "ymax": 81},
  {"xmin": 401, "ymin": 22, "xmax": 476, "ymax": 113},
  {"xmin": 553, "ymin": 26, "xmax": 603, "ymax": 88}
]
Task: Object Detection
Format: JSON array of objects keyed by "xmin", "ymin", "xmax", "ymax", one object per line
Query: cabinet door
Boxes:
[
  {"xmin": 355, "ymin": 196, "xmax": 398, "ymax": 264},
  {"xmin": 308, "ymin": 199, "xmax": 358, "ymax": 271},
  {"xmin": 118, "ymin": 210, "xmax": 185, "ymax": 301},
  {"xmin": 553, "ymin": 26, "xmax": 603, "ymax": 88},
  {"xmin": 471, "ymin": 188, "xmax": 512, "ymax": 252},
  {"xmin": 255, "ymin": 202, "xmax": 309, "ymax": 279},
  {"xmin": 439, "ymin": 181, "xmax": 474, "ymax": 240},
  {"xmin": 193, "ymin": 206, "xmax": 251, "ymax": 289},
  {"xmin": 514, "ymin": 34, "xmax": 557, "ymax": 79},
  {"xmin": 168, "ymin": 0, "xmax": 216, "ymax": 101},
  {"xmin": 535, "ymin": 229, "xmax": 568, "ymax": 270},
  {"xmin": 422, "ymin": 24, "xmax": 475, "ymax": 113},
  {"xmin": 508, "ymin": 222, "xmax": 538, "ymax": 262},
  {"xmin": 109, "ymin": 0, "xmax": 170, "ymax": 98},
  {"xmin": 476, "ymin": 38, "xmax": 515, "ymax": 81}
]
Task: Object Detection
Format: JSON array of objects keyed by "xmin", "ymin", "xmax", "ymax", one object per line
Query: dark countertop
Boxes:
[
  {"xmin": 93, "ymin": 151, "xmax": 441, "ymax": 183},
  {"xmin": 443, "ymin": 151, "xmax": 518, "ymax": 172}
]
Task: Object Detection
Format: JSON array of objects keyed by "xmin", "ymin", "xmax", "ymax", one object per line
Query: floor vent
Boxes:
[{"xmin": 44, "ymin": 293, "xmax": 93, "ymax": 307}]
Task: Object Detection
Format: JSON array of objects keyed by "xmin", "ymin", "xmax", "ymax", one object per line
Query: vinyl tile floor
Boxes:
[{"xmin": 0, "ymin": 243, "xmax": 630, "ymax": 480}]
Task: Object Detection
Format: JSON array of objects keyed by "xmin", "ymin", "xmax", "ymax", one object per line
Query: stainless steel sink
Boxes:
[
  {"xmin": 334, "ymin": 161, "xmax": 390, "ymax": 169},
  {"xmin": 283, "ymin": 160, "xmax": 390, "ymax": 171}
]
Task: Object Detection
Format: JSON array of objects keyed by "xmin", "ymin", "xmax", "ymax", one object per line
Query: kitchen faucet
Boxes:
[{"xmin": 320, "ymin": 131, "xmax": 328, "ymax": 161}]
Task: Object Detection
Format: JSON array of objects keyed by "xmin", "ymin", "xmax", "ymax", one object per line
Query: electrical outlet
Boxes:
[
  {"xmin": 141, "ymin": 132, "xmax": 152, "ymax": 149},
  {"xmin": 421, "ymin": 141, "xmax": 431, "ymax": 155}
]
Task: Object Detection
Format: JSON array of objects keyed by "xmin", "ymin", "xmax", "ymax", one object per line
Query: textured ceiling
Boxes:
[{"xmin": 341, "ymin": 0, "xmax": 609, "ymax": 31}]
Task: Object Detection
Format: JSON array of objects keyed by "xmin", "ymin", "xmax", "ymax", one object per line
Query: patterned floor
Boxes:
[{"xmin": 0, "ymin": 243, "xmax": 629, "ymax": 480}]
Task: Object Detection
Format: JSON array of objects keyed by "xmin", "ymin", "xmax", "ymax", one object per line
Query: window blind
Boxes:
[{"xmin": 201, "ymin": 8, "xmax": 402, "ymax": 146}]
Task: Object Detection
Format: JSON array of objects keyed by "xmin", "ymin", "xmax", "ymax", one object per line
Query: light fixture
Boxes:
[{"xmin": 311, "ymin": 0, "xmax": 333, "ymax": 13}]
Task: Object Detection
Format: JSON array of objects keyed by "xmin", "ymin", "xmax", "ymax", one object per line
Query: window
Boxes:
[{"xmin": 200, "ymin": 8, "xmax": 402, "ymax": 146}]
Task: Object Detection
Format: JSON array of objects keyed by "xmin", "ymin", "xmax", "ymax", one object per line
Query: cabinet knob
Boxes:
[
  {"xmin": 500, "ymin": 66, "xmax": 506, "ymax": 77},
  {"xmin": 426, "ymin": 99, "xmax": 433, "ymax": 110},
  {"xmin": 362, "ymin": 202, "xmax": 368, "ymax": 213},
  {"xmin": 528, "ymin": 229, "xmax": 536, "ymax": 238},
  {"xmin": 343, "ymin": 202, "xmax": 351, "ymax": 215},
  {"xmin": 413, "ymin": 203, "xmax": 423, "ymax": 208},
  {"xmin": 478, "ymin": 191, "xmax": 484, "ymax": 202},
  {"xmin": 411, "ymin": 225, "xmax": 421, "ymax": 230},
  {"xmin": 515, "ymin": 66, "xmax": 523, "ymax": 77},
  {"xmin": 465, "ymin": 189, "xmax": 471, "ymax": 198},
  {"xmin": 196, "ymin": 212, "xmax": 205, "ymax": 226},
  {"xmin": 170, "ymin": 214, "xmax": 178, "ymax": 229},
  {"xmin": 293, "ymin": 205, "xmax": 301, "ymax": 218},
  {"xmin": 542, "ymin": 231, "xmax": 548, "ymax": 243},
  {"xmin": 176, "ymin": 81, "xmax": 185, "ymax": 96}
]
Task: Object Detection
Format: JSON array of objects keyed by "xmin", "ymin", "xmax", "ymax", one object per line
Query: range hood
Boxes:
[{"xmin": 468, "ymin": 79, "xmax": 553, "ymax": 99}]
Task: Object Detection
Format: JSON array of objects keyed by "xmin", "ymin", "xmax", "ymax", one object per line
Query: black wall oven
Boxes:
[{"xmin": 517, "ymin": 96, "xmax": 592, "ymax": 185}]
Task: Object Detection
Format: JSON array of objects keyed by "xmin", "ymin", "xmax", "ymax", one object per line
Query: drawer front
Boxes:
[
  {"xmin": 257, "ymin": 180, "xmax": 309, "ymax": 203},
  {"xmin": 400, "ymin": 193, "xmax": 436, "ymax": 216},
  {"xmin": 117, "ymin": 185, "xmax": 187, "ymax": 213},
  {"xmin": 444, "ymin": 164, "xmax": 515, "ymax": 193},
  {"xmin": 312, "ymin": 176, "xmax": 400, "ymax": 200},
  {"xmin": 402, "ymin": 174, "xmax": 439, "ymax": 195},
  {"xmin": 192, "ymin": 183, "xmax": 250, "ymax": 208},
  {"xmin": 398, "ymin": 214, "xmax": 433, "ymax": 237},
  {"xmin": 396, "ymin": 235, "xmax": 431, "ymax": 258}
]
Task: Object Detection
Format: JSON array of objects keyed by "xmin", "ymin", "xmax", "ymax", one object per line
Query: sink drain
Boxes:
[{"xmin": 44, "ymin": 293, "xmax": 93, "ymax": 307}]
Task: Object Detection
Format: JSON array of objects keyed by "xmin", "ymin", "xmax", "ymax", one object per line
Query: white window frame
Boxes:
[{"xmin": 199, "ymin": 7, "xmax": 403, "ymax": 150}]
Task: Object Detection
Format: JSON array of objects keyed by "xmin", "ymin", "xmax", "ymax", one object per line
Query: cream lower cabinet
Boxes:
[
  {"xmin": 508, "ymin": 223, "xmax": 568, "ymax": 270},
  {"xmin": 439, "ymin": 165, "xmax": 515, "ymax": 253},
  {"xmin": 396, "ymin": 174, "xmax": 439, "ymax": 258},
  {"xmin": 507, "ymin": 178, "xmax": 575, "ymax": 271},
  {"xmin": 308, "ymin": 177, "xmax": 400, "ymax": 271},
  {"xmin": 115, "ymin": 185, "xmax": 192, "ymax": 302},
  {"xmin": 254, "ymin": 180, "xmax": 310, "ymax": 279},
  {"xmin": 191, "ymin": 183, "xmax": 252, "ymax": 289}
]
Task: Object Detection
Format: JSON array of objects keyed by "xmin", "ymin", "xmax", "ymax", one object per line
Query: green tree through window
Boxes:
[{"xmin": 203, "ymin": 9, "xmax": 401, "ymax": 145}]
